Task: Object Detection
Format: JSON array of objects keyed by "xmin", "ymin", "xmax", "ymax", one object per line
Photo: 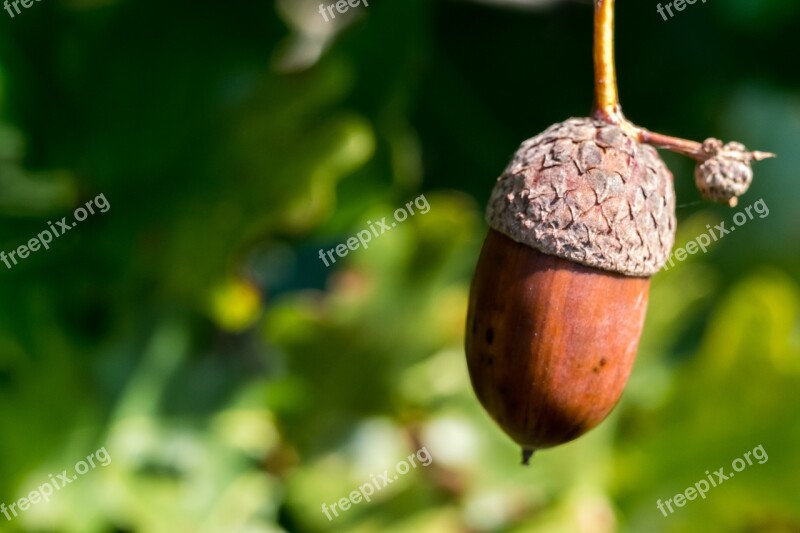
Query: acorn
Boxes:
[
  {"xmin": 465, "ymin": 117, "xmax": 675, "ymax": 462},
  {"xmin": 694, "ymin": 138, "xmax": 774, "ymax": 207},
  {"xmin": 464, "ymin": 0, "xmax": 773, "ymax": 464}
]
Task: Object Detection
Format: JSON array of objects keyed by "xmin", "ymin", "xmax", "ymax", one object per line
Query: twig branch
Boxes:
[{"xmin": 590, "ymin": 0, "xmax": 775, "ymax": 165}]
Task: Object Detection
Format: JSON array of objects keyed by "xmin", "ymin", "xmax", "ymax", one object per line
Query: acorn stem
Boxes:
[
  {"xmin": 590, "ymin": 0, "xmax": 775, "ymax": 165},
  {"xmin": 629, "ymin": 127, "xmax": 776, "ymax": 163},
  {"xmin": 635, "ymin": 128, "xmax": 705, "ymax": 159},
  {"xmin": 521, "ymin": 448, "xmax": 535, "ymax": 466},
  {"xmin": 592, "ymin": 0, "xmax": 620, "ymax": 123}
]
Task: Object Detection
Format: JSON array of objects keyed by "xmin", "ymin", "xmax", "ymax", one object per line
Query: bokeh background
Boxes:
[{"xmin": 0, "ymin": 0, "xmax": 798, "ymax": 531}]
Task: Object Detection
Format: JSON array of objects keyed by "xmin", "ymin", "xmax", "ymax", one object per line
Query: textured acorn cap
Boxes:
[
  {"xmin": 694, "ymin": 139, "xmax": 754, "ymax": 205},
  {"xmin": 486, "ymin": 117, "xmax": 676, "ymax": 277}
]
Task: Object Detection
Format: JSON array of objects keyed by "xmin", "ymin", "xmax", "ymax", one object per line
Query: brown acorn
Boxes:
[
  {"xmin": 465, "ymin": 0, "xmax": 774, "ymax": 464},
  {"xmin": 465, "ymin": 117, "xmax": 676, "ymax": 462}
]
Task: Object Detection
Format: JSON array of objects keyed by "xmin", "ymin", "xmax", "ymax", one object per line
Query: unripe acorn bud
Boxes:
[
  {"xmin": 694, "ymin": 139, "xmax": 754, "ymax": 207},
  {"xmin": 465, "ymin": 117, "xmax": 676, "ymax": 462}
]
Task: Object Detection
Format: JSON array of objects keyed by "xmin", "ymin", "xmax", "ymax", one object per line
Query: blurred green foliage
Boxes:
[{"xmin": 0, "ymin": 0, "xmax": 798, "ymax": 531}]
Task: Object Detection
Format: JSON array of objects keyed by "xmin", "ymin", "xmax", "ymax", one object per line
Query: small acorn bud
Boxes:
[
  {"xmin": 694, "ymin": 139, "xmax": 754, "ymax": 207},
  {"xmin": 466, "ymin": 117, "xmax": 676, "ymax": 461}
]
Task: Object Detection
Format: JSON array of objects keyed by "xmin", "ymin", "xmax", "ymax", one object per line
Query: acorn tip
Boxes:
[{"xmin": 521, "ymin": 448, "xmax": 535, "ymax": 466}]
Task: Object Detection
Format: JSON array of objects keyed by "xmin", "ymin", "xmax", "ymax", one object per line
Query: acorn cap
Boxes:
[
  {"xmin": 486, "ymin": 117, "xmax": 676, "ymax": 277},
  {"xmin": 694, "ymin": 139, "xmax": 754, "ymax": 206}
]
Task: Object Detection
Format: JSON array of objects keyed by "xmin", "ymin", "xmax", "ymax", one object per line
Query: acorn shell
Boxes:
[
  {"xmin": 466, "ymin": 117, "xmax": 676, "ymax": 455},
  {"xmin": 466, "ymin": 229, "xmax": 649, "ymax": 450}
]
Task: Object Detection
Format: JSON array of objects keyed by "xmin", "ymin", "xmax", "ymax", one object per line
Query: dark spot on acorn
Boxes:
[
  {"xmin": 486, "ymin": 327, "xmax": 494, "ymax": 345},
  {"xmin": 600, "ymin": 357, "xmax": 607, "ymax": 367}
]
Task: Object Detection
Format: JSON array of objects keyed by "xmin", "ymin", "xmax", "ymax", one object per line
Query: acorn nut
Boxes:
[
  {"xmin": 465, "ymin": 117, "xmax": 676, "ymax": 463},
  {"xmin": 465, "ymin": 0, "xmax": 775, "ymax": 465}
]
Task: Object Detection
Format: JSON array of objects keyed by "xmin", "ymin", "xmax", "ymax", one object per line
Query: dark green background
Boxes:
[{"xmin": 0, "ymin": 0, "xmax": 798, "ymax": 531}]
